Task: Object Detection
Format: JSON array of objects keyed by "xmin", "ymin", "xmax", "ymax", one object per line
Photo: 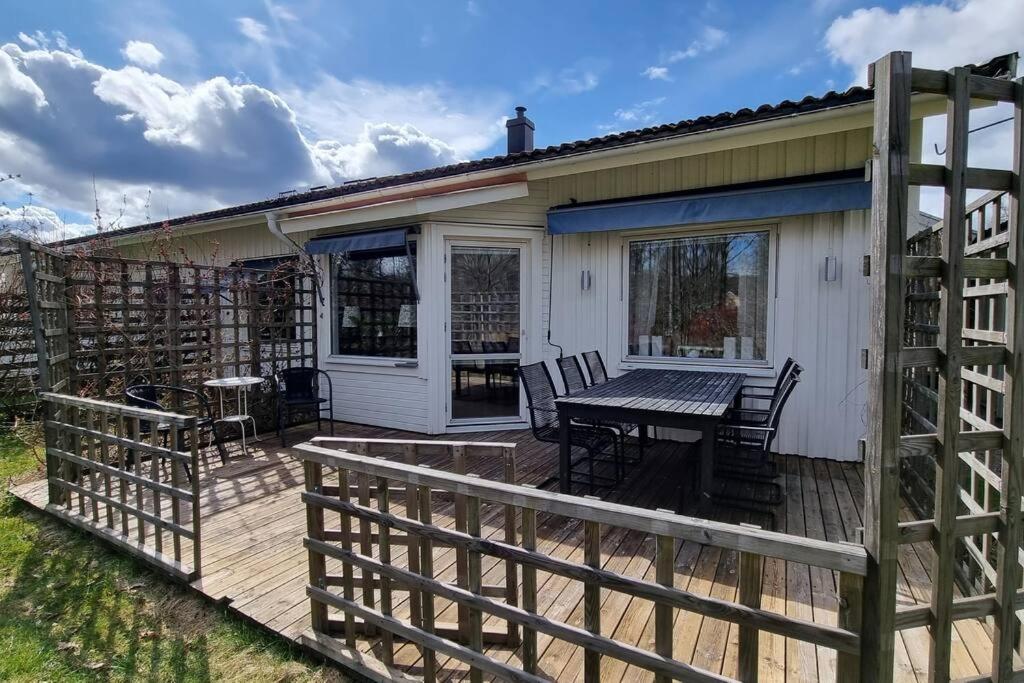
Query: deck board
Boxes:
[{"xmin": 10, "ymin": 421, "xmax": 997, "ymax": 681}]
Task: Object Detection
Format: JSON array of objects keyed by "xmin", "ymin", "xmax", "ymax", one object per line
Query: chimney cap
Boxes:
[{"xmin": 506, "ymin": 105, "xmax": 534, "ymax": 129}]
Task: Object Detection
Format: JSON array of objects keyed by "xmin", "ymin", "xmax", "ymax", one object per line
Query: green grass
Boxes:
[{"xmin": 0, "ymin": 436, "xmax": 347, "ymax": 682}]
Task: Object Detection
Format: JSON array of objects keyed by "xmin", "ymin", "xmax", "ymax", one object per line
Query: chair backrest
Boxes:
[
  {"xmin": 482, "ymin": 340, "xmax": 506, "ymax": 354},
  {"xmin": 518, "ymin": 361, "xmax": 559, "ymax": 433},
  {"xmin": 581, "ymin": 350, "xmax": 608, "ymax": 385},
  {"xmin": 279, "ymin": 367, "xmax": 319, "ymax": 401},
  {"xmin": 774, "ymin": 357, "xmax": 796, "ymax": 394},
  {"xmin": 556, "ymin": 355, "xmax": 588, "ymax": 395},
  {"xmin": 762, "ymin": 363, "xmax": 803, "ymax": 450},
  {"xmin": 126, "ymin": 384, "xmax": 161, "ymax": 410}
]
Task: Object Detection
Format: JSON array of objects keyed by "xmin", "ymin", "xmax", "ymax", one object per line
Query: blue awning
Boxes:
[
  {"xmin": 305, "ymin": 227, "xmax": 409, "ymax": 255},
  {"xmin": 546, "ymin": 174, "xmax": 871, "ymax": 235}
]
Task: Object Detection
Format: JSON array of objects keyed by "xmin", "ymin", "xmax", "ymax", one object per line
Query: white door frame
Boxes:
[{"xmin": 424, "ymin": 222, "xmax": 543, "ymax": 433}]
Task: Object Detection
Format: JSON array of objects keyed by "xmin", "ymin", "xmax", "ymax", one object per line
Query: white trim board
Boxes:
[{"xmin": 278, "ymin": 183, "xmax": 529, "ymax": 234}]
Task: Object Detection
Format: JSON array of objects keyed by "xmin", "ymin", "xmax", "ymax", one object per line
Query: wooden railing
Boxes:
[
  {"xmin": 40, "ymin": 392, "xmax": 202, "ymax": 581},
  {"xmin": 295, "ymin": 438, "xmax": 867, "ymax": 683}
]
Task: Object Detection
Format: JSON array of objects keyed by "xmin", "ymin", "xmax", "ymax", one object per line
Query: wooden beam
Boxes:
[
  {"xmin": 990, "ymin": 76, "xmax": 1024, "ymax": 681},
  {"xmin": 929, "ymin": 66, "xmax": 970, "ymax": 683},
  {"xmin": 862, "ymin": 50, "xmax": 912, "ymax": 683},
  {"xmin": 908, "ymin": 163, "xmax": 1012, "ymax": 191}
]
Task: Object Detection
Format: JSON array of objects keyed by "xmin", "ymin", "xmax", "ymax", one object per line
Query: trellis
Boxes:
[
  {"xmin": 904, "ymin": 190, "xmax": 1013, "ymax": 596},
  {"xmin": 18, "ymin": 241, "xmax": 318, "ymax": 427},
  {"xmin": 863, "ymin": 52, "xmax": 1023, "ymax": 681}
]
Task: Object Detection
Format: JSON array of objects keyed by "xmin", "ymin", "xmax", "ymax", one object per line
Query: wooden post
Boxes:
[
  {"xmin": 376, "ymin": 471, "xmax": 394, "ymax": 666},
  {"xmin": 304, "ymin": 461, "xmax": 328, "ymax": 633},
  {"xmin": 17, "ymin": 240, "xmax": 51, "ymax": 393},
  {"xmin": 654, "ymin": 532, "xmax": 675, "ymax": 683},
  {"xmin": 862, "ymin": 50, "xmax": 912, "ymax": 683},
  {"xmin": 838, "ymin": 571, "xmax": 864, "ymax": 683},
  {"xmin": 453, "ymin": 444, "xmax": 470, "ymax": 642},
  {"xmin": 583, "ymin": 517, "xmax": 601, "ymax": 683},
  {"xmin": 928, "ymin": 65, "xmax": 970, "ymax": 683},
  {"xmin": 418, "ymin": 483, "xmax": 437, "ymax": 683},
  {"xmin": 466, "ymin": 488, "xmax": 483, "ymax": 683},
  {"xmin": 149, "ymin": 422, "xmax": 163, "ymax": 555},
  {"xmin": 190, "ymin": 422, "xmax": 201, "ymax": 577},
  {"xmin": 738, "ymin": 549, "xmax": 763, "ymax": 683},
  {"xmin": 990, "ymin": 77, "xmax": 1024, "ymax": 680},
  {"xmin": 521, "ymin": 500, "xmax": 538, "ymax": 674},
  {"xmin": 337, "ymin": 467, "xmax": 357, "ymax": 647},
  {"xmin": 402, "ymin": 444, "xmax": 423, "ymax": 630},
  {"xmin": 502, "ymin": 445, "xmax": 520, "ymax": 645}
]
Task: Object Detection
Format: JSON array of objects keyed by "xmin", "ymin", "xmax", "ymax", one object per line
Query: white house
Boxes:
[{"xmin": 67, "ymin": 54, "xmax": 1013, "ymax": 461}]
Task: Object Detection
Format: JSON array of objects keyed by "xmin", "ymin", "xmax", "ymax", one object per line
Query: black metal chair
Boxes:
[
  {"xmin": 581, "ymin": 349, "xmax": 609, "ymax": 385},
  {"xmin": 274, "ymin": 367, "xmax": 334, "ymax": 446},
  {"xmin": 556, "ymin": 355, "xmax": 640, "ymax": 477},
  {"xmin": 124, "ymin": 384, "xmax": 227, "ymax": 480},
  {"xmin": 518, "ymin": 361, "xmax": 618, "ymax": 494},
  {"xmin": 722, "ymin": 357, "xmax": 798, "ymax": 477},
  {"xmin": 713, "ymin": 363, "xmax": 802, "ymax": 510}
]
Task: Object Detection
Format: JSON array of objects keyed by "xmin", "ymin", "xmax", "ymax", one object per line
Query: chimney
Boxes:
[{"xmin": 505, "ymin": 106, "xmax": 535, "ymax": 154}]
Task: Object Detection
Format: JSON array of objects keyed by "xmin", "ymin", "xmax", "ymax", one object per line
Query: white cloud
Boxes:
[
  {"xmin": 530, "ymin": 65, "xmax": 600, "ymax": 96},
  {"xmin": 599, "ymin": 97, "xmax": 666, "ymax": 132},
  {"xmin": 824, "ymin": 0, "xmax": 1024, "ymax": 216},
  {"xmin": 0, "ymin": 41, "xmax": 507, "ymax": 227},
  {"xmin": 267, "ymin": 2, "xmax": 298, "ymax": 23},
  {"xmin": 642, "ymin": 66, "xmax": 672, "ymax": 81},
  {"xmin": 0, "ymin": 204, "xmax": 95, "ymax": 242},
  {"xmin": 17, "ymin": 32, "xmax": 38, "ymax": 49},
  {"xmin": 283, "ymin": 75, "xmax": 507, "ymax": 160},
  {"xmin": 312, "ymin": 122, "xmax": 462, "ymax": 180},
  {"xmin": 237, "ymin": 17, "xmax": 270, "ymax": 44},
  {"xmin": 824, "ymin": 0, "xmax": 1024, "ymax": 85},
  {"xmin": 121, "ymin": 40, "xmax": 164, "ymax": 69},
  {"xmin": 667, "ymin": 26, "xmax": 727, "ymax": 62}
]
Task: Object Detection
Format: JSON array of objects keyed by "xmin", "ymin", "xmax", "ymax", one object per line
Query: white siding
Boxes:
[
  {"xmin": 111, "ymin": 127, "xmax": 874, "ymax": 458},
  {"xmin": 536, "ymin": 129, "xmax": 873, "ymax": 460},
  {"xmin": 319, "ymin": 367, "xmax": 430, "ymax": 433}
]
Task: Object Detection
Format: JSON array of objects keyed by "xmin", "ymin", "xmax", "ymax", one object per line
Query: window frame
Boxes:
[
  {"xmin": 619, "ymin": 223, "xmax": 777, "ymax": 369},
  {"xmin": 327, "ymin": 236, "xmax": 420, "ymax": 364}
]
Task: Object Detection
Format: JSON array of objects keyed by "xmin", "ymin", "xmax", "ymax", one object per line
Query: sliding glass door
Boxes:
[{"xmin": 447, "ymin": 243, "xmax": 523, "ymax": 424}]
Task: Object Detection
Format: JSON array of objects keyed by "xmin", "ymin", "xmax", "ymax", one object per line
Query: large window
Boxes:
[
  {"xmin": 627, "ymin": 229, "xmax": 770, "ymax": 362},
  {"xmin": 331, "ymin": 245, "xmax": 417, "ymax": 358}
]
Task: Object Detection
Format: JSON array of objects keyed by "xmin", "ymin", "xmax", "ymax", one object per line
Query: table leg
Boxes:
[
  {"xmin": 700, "ymin": 422, "xmax": 715, "ymax": 514},
  {"xmin": 558, "ymin": 410, "xmax": 570, "ymax": 493}
]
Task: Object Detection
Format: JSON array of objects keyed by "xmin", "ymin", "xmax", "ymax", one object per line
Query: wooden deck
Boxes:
[{"xmin": 11, "ymin": 422, "xmax": 997, "ymax": 681}]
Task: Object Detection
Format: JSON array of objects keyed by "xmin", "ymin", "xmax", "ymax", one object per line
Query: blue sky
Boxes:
[{"xmin": 0, "ymin": 0, "xmax": 1021, "ymax": 238}]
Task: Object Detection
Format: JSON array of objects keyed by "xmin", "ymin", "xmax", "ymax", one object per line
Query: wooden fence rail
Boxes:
[
  {"xmin": 40, "ymin": 391, "xmax": 203, "ymax": 581},
  {"xmin": 295, "ymin": 439, "xmax": 867, "ymax": 683}
]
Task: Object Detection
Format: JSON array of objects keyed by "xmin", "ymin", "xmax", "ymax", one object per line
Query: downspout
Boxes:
[{"xmin": 265, "ymin": 211, "xmax": 325, "ymax": 306}]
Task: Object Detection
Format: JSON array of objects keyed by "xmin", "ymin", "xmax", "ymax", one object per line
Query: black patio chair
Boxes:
[
  {"xmin": 274, "ymin": 367, "xmax": 334, "ymax": 446},
  {"xmin": 581, "ymin": 349, "xmax": 609, "ymax": 385},
  {"xmin": 712, "ymin": 363, "xmax": 802, "ymax": 511},
  {"xmin": 579, "ymin": 349, "xmax": 653, "ymax": 457},
  {"xmin": 556, "ymin": 354, "xmax": 641, "ymax": 476},
  {"xmin": 518, "ymin": 361, "xmax": 618, "ymax": 494},
  {"xmin": 723, "ymin": 357, "xmax": 798, "ymax": 477},
  {"xmin": 124, "ymin": 384, "xmax": 226, "ymax": 481}
]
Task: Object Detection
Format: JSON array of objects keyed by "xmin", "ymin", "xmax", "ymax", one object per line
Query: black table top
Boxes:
[{"xmin": 555, "ymin": 368, "xmax": 746, "ymax": 419}]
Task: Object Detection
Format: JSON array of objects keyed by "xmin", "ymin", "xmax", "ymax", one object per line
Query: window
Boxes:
[
  {"xmin": 331, "ymin": 245, "xmax": 417, "ymax": 358},
  {"xmin": 626, "ymin": 229, "xmax": 770, "ymax": 362}
]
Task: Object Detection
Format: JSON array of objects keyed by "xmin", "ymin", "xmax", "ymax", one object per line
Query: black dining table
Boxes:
[{"xmin": 554, "ymin": 368, "xmax": 746, "ymax": 507}]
